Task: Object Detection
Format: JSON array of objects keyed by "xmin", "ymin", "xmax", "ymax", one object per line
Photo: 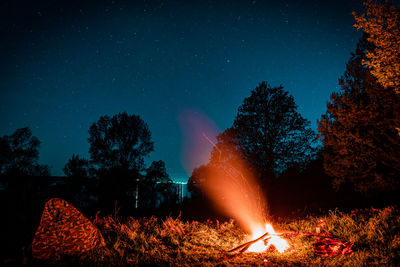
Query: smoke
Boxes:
[
  {"xmin": 179, "ymin": 110, "xmax": 267, "ymax": 233},
  {"xmin": 178, "ymin": 109, "xmax": 220, "ymax": 174}
]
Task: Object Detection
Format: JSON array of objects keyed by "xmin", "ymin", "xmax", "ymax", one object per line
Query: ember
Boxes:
[
  {"xmin": 228, "ymin": 223, "xmax": 289, "ymax": 255},
  {"xmin": 248, "ymin": 223, "xmax": 289, "ymax": 253}
]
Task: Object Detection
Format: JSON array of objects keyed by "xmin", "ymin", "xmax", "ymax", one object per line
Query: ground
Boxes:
[{"xmin": 31, "ymin": 207, "xmax": 400, "ymax": 266}]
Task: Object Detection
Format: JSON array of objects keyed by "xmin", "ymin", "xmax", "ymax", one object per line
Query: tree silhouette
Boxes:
[
  {"xmin": 140, "ymin": 160, "xmax": 176, "ymax": 209},
  {"xmin": 62, "ymin": 154, "xmax": 91, "ymax": 208},
  {"xmin": 188, "ymin": 164, "xmax": 208, "ymax": 200},
  {"xmin": 145, "ymin": 160, "xmax": 169, "ymax": 182},
  {"xmin": 88, "ymin": 112, "xmax": 154, "ymax": 212},
  {"xmin": 88, "ymin": 112, "xmax": 154, "ymax": 171},
  {"xmin": 353, "ymin": 0, "xmax": 400, "ymax": 93},
  {"xmin": 0, "ymin": 127, "xmax": 50, "ymax": 180},
  {"xmin": 188, "ymin": 162, "xmax": 225, "ymax": 204},
  {"xmin": 63, "ymin": 154, "xmax": 90, "ymax": 178},
  {"xmin": 217, "ymin": 82, "xmax": 316, "ymax": 187},
  {"xmin": 318, "ymin": 36, "xmax": 400, "ymax": 193},
  {"xmin": 270, "ymin": 150, "xmax": 336, "ymax": 216},
  {"xmin": 0, "ymin": 127, "xmax": 50, "ymax": 258},
  {"xmin": 188, "ymin": 82, "xmax": 316, "ymax": 218}
]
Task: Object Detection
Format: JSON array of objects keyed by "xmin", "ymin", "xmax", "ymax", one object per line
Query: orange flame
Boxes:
[
  {"xmin": 248, "ymin": 223, "xmax": 290, "ymax": 253},
  {"xmin": 195, "ymin": 151, "xmax": 267, "ymax": 233}
]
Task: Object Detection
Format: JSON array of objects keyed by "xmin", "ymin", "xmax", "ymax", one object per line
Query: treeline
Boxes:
[
  {"xmin": 0, "ymin": 112, "xmax": 179, "ymax": 213},
  {"xmin": 0, "ymin": 113, "xmax": 180, "ymax": 261}
]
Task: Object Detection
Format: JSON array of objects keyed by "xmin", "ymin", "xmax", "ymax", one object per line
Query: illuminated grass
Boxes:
[{"xmin": 36, "ymin": 207, "xmax": 400, "ymax": 266}]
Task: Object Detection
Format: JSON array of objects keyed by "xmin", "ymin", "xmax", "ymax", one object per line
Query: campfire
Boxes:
[
  {"xmin": 229, "ymin": 223, "xmax": 290, "ymax": 255},
  {"xmin": 247, "ymin": 223, "xmax": 289, "ymax": 253},
  {"xmin": 194, "ymin": 137, "xmax": 291, "ymax": 256},
  {"xmin": 227, "ymin": 221, "xmax": 355, "ymax": 257},
  {"xmin": 181, "ymin": 117, "xmax": 353, "ymax": 259},
  {"xmin": 179, "ymin": 115, "xmax": 291, "ymax": 256}
]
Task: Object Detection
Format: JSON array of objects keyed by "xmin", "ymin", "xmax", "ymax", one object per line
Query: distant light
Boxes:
[
  {"xmin": 156, "ymin": 180, "xmax": 187, "ymax": 185},
  {"xmin": 172, "ymin": 181, "xmax": 187, "ymax": 185}
]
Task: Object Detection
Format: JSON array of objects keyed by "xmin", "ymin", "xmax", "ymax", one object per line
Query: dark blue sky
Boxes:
[{"xmin": 0, "ymin": 0, "xmax": 364, "ymax": 179}]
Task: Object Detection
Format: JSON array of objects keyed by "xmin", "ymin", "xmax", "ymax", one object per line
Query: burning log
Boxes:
[
  {"xmin": 228, "ymin": 232, "xmax": 270, "ymax": 255},
  {"xmin": 228, "ymin": 223, "xmax": 290, "ymax": 255},
  {"xmin": 227, "ymin": 228, "xmax": 354, "ymax": 258}
]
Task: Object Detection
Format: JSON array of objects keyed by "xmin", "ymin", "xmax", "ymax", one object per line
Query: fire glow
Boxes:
[
  {"xmin": 248, "ymin": 223, "xmax": 290, "ymax": 253},
  {"xmin": 180, "ymin": 110, "xmax": 289, "ymax": 254}
]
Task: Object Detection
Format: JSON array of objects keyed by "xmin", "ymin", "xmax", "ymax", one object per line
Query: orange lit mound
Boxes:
[{"xmin": 32, "ymin": 198, "xmax": 105, "ymax": 260}]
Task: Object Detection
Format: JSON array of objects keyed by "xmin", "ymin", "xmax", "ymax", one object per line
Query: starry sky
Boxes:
[{"xmin": 0, "ymin": 0, "xmax": 365, "ymax": 179}]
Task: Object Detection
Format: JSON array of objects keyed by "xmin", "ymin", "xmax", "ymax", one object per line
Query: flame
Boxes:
[
  {"xmin": 248, "ymin": 223, "xmax": 290, "ymax": 253},
  {"xmin": 179, "ymin": 109, "xmax": 266, "ymax": 232}
]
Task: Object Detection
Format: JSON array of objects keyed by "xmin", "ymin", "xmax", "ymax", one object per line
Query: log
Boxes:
[{"xmin": 228, "ymin": 232, "xmax": 270, "ymax": 254}]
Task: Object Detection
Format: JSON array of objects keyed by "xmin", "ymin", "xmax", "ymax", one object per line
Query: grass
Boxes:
[{"xmin": 34, "ymin": 207, "xmax": 400, "ymax": 266}]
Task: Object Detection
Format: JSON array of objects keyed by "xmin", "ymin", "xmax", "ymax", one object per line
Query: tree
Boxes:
[
  {"xmin": 88, "ymin": 112, "xmax": 154, "ymax": 212},
  {"xmin": 188, "ymin": 164, "xmax": 209, "ymax": 200},
  {"xmin": 88, "ymin": 112, "xmax": 154, "ymax": 171},
  {"xmin": 188, "ymin": 82, "xmax": 316, "ymax": 221},
  {"xmin": 270, "ymin": 149, "xmax": 336, "ymax": 216},
  {"xmin": 0, "ymin": 127, "xmax": 50, "ymax": 179},
  {"xmin": 318, "ymin": 36, "xmax": 400, "ymax": 193},
  {"xmin": 62, "ymin": 154, "xmax": 91, "ymax": 208},
  {"xmin": 145, "ymin": 160, "xmax": 169, "ymax": 182},
  {"xmin": 0, "ymin": 127, "xmax": 50, "ymax": 253},
  {"xmin": 353, "ymin": 0, "xmax": 400, "ymax": 93},
  {"xmin": 218, "ymin": 82, "xmax": 316, "ymax": 187},
  {"xmin": 140, "ymin": 160, "xmax": 176, "ymax": 209},
  {"xmin": 63, "ymin": 154, "xmax": 90, "ymax": 178}
]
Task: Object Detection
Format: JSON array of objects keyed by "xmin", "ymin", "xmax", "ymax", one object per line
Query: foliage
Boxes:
[
  {"xmin": 353, "ymin": 0, "xmax": 400, "ymax": 93},
  {"xmin": 62, "ymin": 154, "xmax": 92, "ymax": 208},
  {"xmin": 215, "ymin": 82, "xmax": 316, "ymax": 187},
  {"xmin": 270, "ymin": 151, "xmax": 336, "ymax": 216},
  {"xmin": 318, "ymin": 36, "xmax": 400, "ymax": 192},
  {"xmin": 140, "ymin": 160, "xmax": 177, "ymax": 209},
  {"xmin": 0, "ymin": 129, "xmax": 51, "ymax": 263},
  {"xmin": 188, "ymin": 83, "xmax": 317, "ymax": 216},
  {"xmin": 0, "ymin": 127, "xmax": 50, "ymax": 179},
  {"xmin": 88, "ymin": 112, "xmax": 155, "ymax": 212},
  {"xmin": 145, "ymin": 160, "xmax": 169, "ymax": 182},
  {"xmin": 88, "ymin": 112, "xmax": 154, "ymax": 172},
  {"xmin": 188, "ymin": 164, "xmax": 208, "ymax": 199},
  {"xmin": 31, "ymin": 207, "xmax": 400, "ymax": 266},
  {"xmin": 63, "ymin": 154, "xmax": 90, "ymax": 178}
]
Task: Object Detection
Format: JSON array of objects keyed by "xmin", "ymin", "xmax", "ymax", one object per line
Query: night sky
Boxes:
[{"xmin": 1, "ymin": 0, "xmax": 364, "ymax": 179}]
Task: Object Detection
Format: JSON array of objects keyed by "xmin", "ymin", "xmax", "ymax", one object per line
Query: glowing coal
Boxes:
[{"xmin": 248, "ymin": 223, "xmax": 289, "ymax": 253}]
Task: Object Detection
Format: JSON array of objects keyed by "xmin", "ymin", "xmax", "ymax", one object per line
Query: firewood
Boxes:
[{"xmin": 228, "ymin": 232, "xmax": 270, "ymax": 253}]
